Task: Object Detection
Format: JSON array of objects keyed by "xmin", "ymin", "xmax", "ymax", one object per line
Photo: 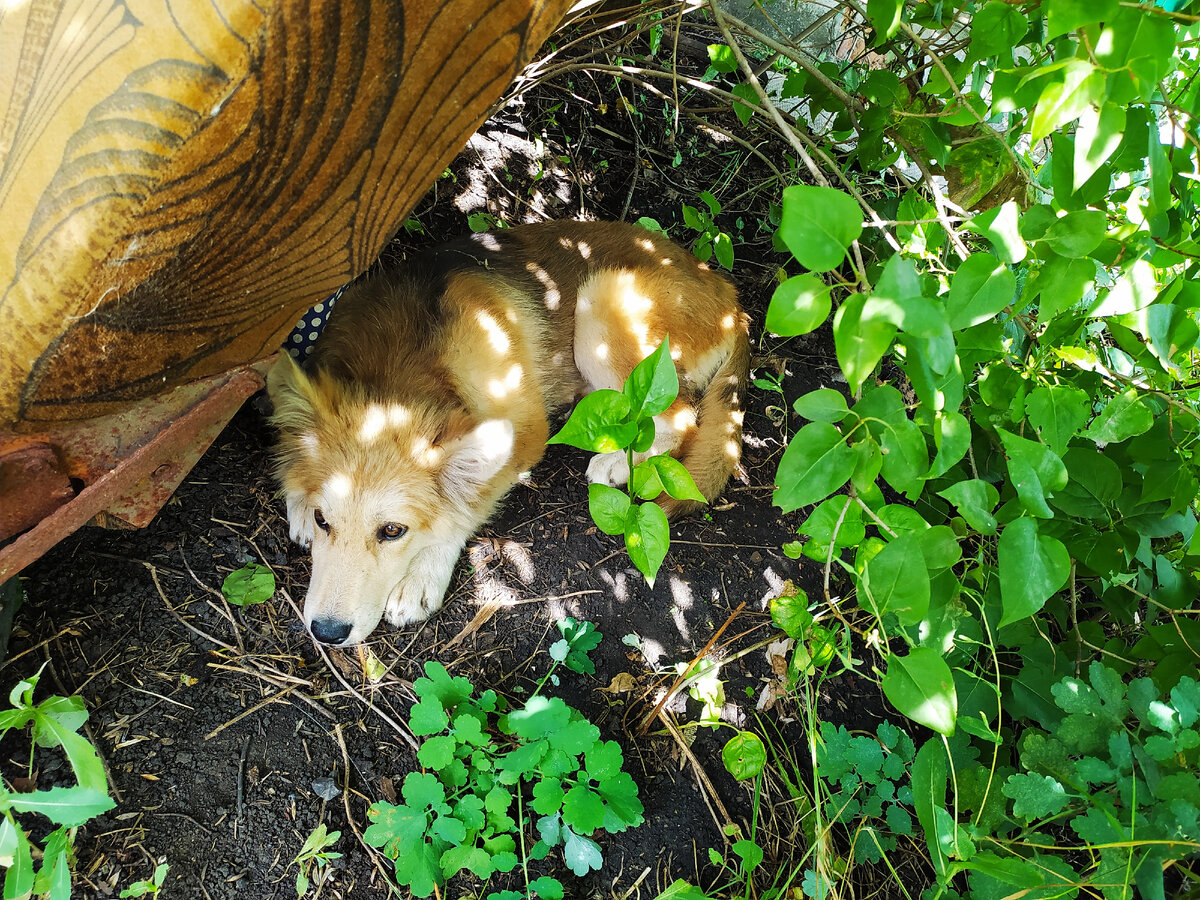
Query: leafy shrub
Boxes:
[
  {"xmin": 549, "ymin": 336, "xmax": 704, "ymax": 585},
  {"xmin": 364, "ymin": 620, "xmax": 642, "ymax": 899},
  {"xmin": 0, "ymin": 665, "xmax": 115, "ymax": 899}
]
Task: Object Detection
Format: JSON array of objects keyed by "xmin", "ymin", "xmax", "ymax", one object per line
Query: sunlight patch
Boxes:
[{"xmin": 474, "ymin": 309, "xmax": 511, "ymax": 353}]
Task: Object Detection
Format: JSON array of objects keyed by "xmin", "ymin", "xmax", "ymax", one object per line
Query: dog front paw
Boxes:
[
  {"xmin": 587, "ymin": 450, "xmax": 630, "ymax": 487},
  {"xmin": 383, "ymin": 581, "xmax": 445, "ymax": 628},
  {"xmin": 382, "ymin": 544, "xmax": 460, "ymax": 627}
]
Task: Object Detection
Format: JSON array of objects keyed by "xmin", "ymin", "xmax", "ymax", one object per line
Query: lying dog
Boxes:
[{"xmin": 268, "ymin": 221, "xmax": 749, "ymax": 645}]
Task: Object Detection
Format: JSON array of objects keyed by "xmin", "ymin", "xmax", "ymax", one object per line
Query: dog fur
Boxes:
[{"xmin": 268, "ymin": 221, "xmax": 750, "ymax": 646}]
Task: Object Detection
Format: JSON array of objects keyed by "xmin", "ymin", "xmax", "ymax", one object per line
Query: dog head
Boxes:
[{"xmin": 267, "ymin": 354, "xmax": 512, "ymax": 645}]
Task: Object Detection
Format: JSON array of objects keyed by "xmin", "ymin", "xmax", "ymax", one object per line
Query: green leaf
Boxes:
[
  {"xmin": 773, "ymin": 423, "xmax": 856, "ymax": 512},
  {"xmin": 731, "ymin": 83, "xmax": 758, "ymax": 127},
  {"xmin": 937, "ymin": 480, "xmax": 1000, "ymax": 535},
  {"xmin": 4, "ymin": 823, "xmax": 34, "ymax": 898},
  {"xmin": 221, "ymin": 564, "xmax": 275, "ymax": 607},
  {"xmin": 799, "ymin": 495, "xmax": 865, "ymax": 551},
  {"xmin": 713, "ymin": 232, "xmax": 734, "ymax": 270},
  {"xmin": 911, "ymin": 739, "xmax": 949, "ymax": 877},
  {"xmin": 706, "ymin": 44, "xmax": 737, "ymax": 73},
  {"xmin": 548, "ymin": 390, "xmax": 635, "ymax": 452},
  {"xmin": 944, "ymin": 253, "xmax": 1015, "ymax": 330},
  {"xmin": 967, "ymin": 201, "xmax": 1026, "ymax": 264},
  {"xmin": 881, "ymin": 648, "xmax": 957, "ymax": 736},
  {"xmin": 998, "ymin": 429, "xmax": 1068, "ymax": 519},
  {"xmin": 1002, "ymin": 773, "xmax": 1071, "ymax": 820},
  {"xmin": 732, "ymin": 839, "xmax": 764, "ymax": 872},
  {"xmin": 562, "ymin": 784, "xmax": 607, "ymax": 834},
  {"xmin": 1087, "ymin": 259, "xmax": 1157, "ymax": 317},
  {"xmin": 1085, "ymin": 389, "xmax": 1154, "ymax": 443},
  {"xmin": 793, "ymin": 388, "xmax": 849, "ymax": 423},
  {"xmin": 417, "ymin": 735, "xmax": 457, "ymax": 770},
  {"xmin": 721, "ymin": 731, "xmax": 767, "ymax": 780},
  {"xmin": 970, "ymin": 3, "xmax": 1028, "ymax": 59},
  {"xmin": 1073, "ymin": 102, "xmax": 1125, "ymax": 190},
  {"xmin": 866, "ymin": 0, "xmax": 903, "ymax": 42},
  {"xmin": 1029, "ymin": 60, "xmax": 1104, "ymax": 143},
  {"xmin": 1041, "ymin": 209, "xmax": 1107, "ymax": 259},
  {"xmin": 998, "ymin": 518, "xmax": 1071, "ymax": 628},
  {"xmin": 588, "ymin": 483, "xmax": 632, "ymax": 535},
  {"xmin": 779, "ymin": 185, "xmax": 863, "ymax": 273},
  {"xmin": 625, "ymin": 501, "xmax": 669, "ymax": 586},
  {"xmin": 770, "ymin": 591, "xmax": 813, "ymax": 640},
  {"xmin": 410, "ymin": 697, "xmax": 450, "ymax": 736},
  {"xmin": 629, "ymin": 462, "xmax": 665, "ymax": 501},
  {"xmin": 530, "ymin": 875, "xmax": 566, "ymax": 899},
  {"xmin": 765, "ymin": 274, "xmax": 832, "ymax": 336},
  {"xmin": 927, "ymin": 411, "xmax": 971, "ymax": 479},
  {"xmin": 624, "ymin": 337, "xmax": 678, "ymax": 420},
  {"xmin": 32, "ymin": 711, "xmax": 107, "ymax": 793},
  {"xmin": 596, "ymin": 771, "xmax": 644, "ymax": 829},
  {"xmin": 639, "ymin": 456, "xmax": 706, "ymax": 503},
  {"xmin": 879, "ymin": 415, "xmax": 928, "ymax": 498},
  {"xmin": 834, "ymin": 293, "xmax": 897, "ymax": 392},
  {"xmin": 413, "ymin": 662, "xmax": 474, "ymax": 709},
  {"xmin": 1030, "ymin": 256, "xmax": 1096, "ymax": 319},
  {"xmin": 1026, "ymin": 384, "xmax": 1090, "ymax": 455},
  {"xmin": 863, "ymin": 532, "xmax": 931, "ymax": 625},
  {"xmin": 1047, "ymin": 0, "xmax": 1118, "ymax": 40},
  {"xmin": 5, "ymin": 786, "xmax": 114, "ymax": 827},
  {"xmin": 562, "ymin": 825, "xmax": 604, "ymax": 876}
]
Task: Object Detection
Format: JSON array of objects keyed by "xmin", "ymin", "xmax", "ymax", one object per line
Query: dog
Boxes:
[{"xmin": 268, "ymin": 221, "xmax": 750, "ymax": 646}]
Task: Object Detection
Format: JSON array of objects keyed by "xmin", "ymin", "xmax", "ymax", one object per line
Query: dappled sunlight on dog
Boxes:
[{"xmin": 269, "ymin": 221, "xmax": 749, "ymax": 646}]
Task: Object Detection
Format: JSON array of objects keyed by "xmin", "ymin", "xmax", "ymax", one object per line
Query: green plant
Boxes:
[
  {"xmin": 293, "ymin": 823, "xmax": 340, "ymax": 896},
  {"xmin": 548, "ymin": 335, "xmax": 704, "ymax": 586},
  {"xmin": 747, "ymin": 1, "xmax": 1200, "ymax": 895},
  {"xmin": 815, "ymin": 721, "xmax": 916, "ymax": 865},
  {"xmin": 681, "ymin": 192, "xmax": 734, "ymax": 271},
  {"xmin": 120, "ymin": 862, "xmax": 169, "ymax": 898},
  {"xmin": 221, "ymin": 563, "xmax": 275, "ymax": 607},
  {"xmin": 916, "ymin": 663, "xmax": 1200, "ymax": 900},
  {"xmin": 363, "ymin": 619, "xmax": 643, "ymax": 898},
  {"xmin": 0, "ymin": 665, "xmax": 115, "ymax": 900}
]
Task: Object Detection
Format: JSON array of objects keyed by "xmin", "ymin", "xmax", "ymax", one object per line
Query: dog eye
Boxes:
[
  {"xmin": 314, "ymin": 509, "xmax": 330, "ymax": 533},
  {"xmin": 377, "ymin": 523, "xmax": 408, "ymax": 542}
]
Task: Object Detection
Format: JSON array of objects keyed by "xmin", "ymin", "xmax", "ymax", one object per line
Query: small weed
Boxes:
[
  {"xmin": 681, "ymin": 192, "xmax": 733, "ymax": 270},
  {"xmin": 0, "ymin": 664, "xmax": 115, "ymax": 899},
  {"xmin": 119, "ymin": 862, "xmax": 169, "ymax": 898},
  {"xmin": 293, "ymin": 822, "xmax": 341, "ymax": 896}
]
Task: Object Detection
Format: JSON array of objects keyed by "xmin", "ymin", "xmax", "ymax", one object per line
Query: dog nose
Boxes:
[{"xmin": 309, "ymin": 617, "xmax": 352, "ymax": 645}]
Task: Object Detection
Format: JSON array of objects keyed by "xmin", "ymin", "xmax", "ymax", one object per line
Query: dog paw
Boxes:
[
  {"xmin": 383, "ymin": 580, "xmax": 445, "ymax": 628},
  {"xmin": 587, "ymin": 451, "xmax": 630, "ymax": 487}
]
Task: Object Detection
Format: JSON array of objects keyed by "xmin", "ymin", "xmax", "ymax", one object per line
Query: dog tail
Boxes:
[{"xmin": 663, "ymin": 317, "xmax": 751, "ymax": 518}]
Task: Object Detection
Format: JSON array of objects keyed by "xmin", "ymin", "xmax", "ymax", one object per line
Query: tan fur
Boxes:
[{"xmin": 269, "ymin": 221, "xmax": 749, "ymax": 645}]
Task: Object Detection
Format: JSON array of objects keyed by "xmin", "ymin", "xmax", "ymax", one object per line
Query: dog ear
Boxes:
[
  {"xmin": 438, "ymin": 417, "xmax": 514, "ymax": 503},
  {"xmin": 267, "ymin": 353, "xmax": 319, "ymax": 432}
]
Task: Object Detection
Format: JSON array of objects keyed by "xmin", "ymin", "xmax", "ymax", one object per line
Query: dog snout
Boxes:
[{"xmin": 309, "ymin": 617, "xmax": 353, "ymax": 645}]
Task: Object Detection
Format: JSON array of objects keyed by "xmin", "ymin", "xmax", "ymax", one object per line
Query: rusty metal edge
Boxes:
[{"xmin": 0, "ymin": 361, "xmax": 271, "ymax": 583}]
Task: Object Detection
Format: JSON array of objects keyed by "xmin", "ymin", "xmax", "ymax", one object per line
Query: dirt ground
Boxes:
[{"xmin": 6, "ymin": 32, "xmax": 895, "ymax": 899}]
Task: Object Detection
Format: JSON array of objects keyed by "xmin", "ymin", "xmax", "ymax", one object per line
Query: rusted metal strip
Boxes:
[{"xmin": 0, "ymin": 361, "xmax": 270, "ymax": 582}]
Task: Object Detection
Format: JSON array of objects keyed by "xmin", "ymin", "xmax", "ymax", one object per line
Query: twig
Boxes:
[
  {"xmin": 659, "ymin": 712, "xmax": 735, "ymax": 835},
  {"xmin": 333, "ymin": 724, "xmax": 402, "ymax": 897},
  {"xmin": 237, "ymin": 735, "xmax": 249, "ymax": 819},
  {"xmin": 206, "ymin": 685, "xmax": 297, "ymax": 741},
  {"xmin": 638, "ymin": 601, "xmax": 746, "ymax": 734},
  {"xmin": 281, "ymin": 590, "xmax": 419, "ymax": 752}
]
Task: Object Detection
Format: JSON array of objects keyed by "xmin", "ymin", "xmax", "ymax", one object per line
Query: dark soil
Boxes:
[{"xmin": 6, "ymin": 23, "xmax": 898, "ymax": 900}]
